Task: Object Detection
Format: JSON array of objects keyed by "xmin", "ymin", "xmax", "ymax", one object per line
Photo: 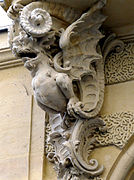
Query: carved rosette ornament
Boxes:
[{"xmin": 6, "ymin": 0, "xmax": 121, "ymax": 179}]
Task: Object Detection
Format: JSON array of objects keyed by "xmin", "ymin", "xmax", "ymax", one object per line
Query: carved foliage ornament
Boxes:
[{"xmin": 6, "ymin": 0, "xmax": 118, "ymax": 179}]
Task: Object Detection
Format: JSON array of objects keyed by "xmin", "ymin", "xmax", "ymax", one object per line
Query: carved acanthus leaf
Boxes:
[{"xmin": 47, "ymin": 113, "xmax": 106, "ymax": 179}]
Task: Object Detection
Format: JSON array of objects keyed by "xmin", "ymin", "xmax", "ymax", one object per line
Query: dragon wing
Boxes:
[
  {"xmin": 58, "ymin": 0, "xmax": 106, "ymax": 80},
  {"xmin": 54, "ymin": 0, "xmax": 106, "ymax": 118}
]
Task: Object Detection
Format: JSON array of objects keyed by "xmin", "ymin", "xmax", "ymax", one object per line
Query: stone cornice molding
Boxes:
[
  {"xmin": 0, "ymin": 47, "xmax": 23, "ymax": 69},
  {"xmin": 106, "ymin": 25, "xmax": 134, "ymax": 42}
]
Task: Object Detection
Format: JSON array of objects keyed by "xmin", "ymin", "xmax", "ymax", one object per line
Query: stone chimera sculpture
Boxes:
[{"xmin": 7, "ymin": 0, "xmax": 108, "ymax": 179}]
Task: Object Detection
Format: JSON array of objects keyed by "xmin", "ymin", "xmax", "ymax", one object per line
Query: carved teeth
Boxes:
[{"xmin": 18, "ymin": 51, "xmax": 37, "ymax": 59}]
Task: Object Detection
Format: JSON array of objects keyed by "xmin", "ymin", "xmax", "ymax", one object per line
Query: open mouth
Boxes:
[
  {"xmin": 19, "ymin": 52, "xmax": 37, "ymax": 59},
  {"xmin": 18, "ymin": 50, "xmax": 38, "ymax": 64}
]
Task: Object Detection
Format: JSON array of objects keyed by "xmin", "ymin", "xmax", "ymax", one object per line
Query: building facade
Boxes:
[{"xmin": 0, "ymin": 0, "xmax": 134, "ymax": 179}]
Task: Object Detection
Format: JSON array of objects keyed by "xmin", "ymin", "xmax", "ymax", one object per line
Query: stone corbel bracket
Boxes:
[{"xmin": 6, "ymin": 0, "xmax": 123, "ymax": 179}]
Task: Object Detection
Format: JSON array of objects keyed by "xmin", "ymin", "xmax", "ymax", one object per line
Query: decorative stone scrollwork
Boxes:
[
  {"xmin": 47, "ymin": 114, "xmax": 106, "ymax": 179},
  {"xmin": 45, "ymin": 120, "xmax": 55, "ymax": 158},
  {"xmin": 45, "ymin": 117, "xmax": 105, "ymax": 179},
  {"xmin": 20, "ymin": 3, "xmax": 52, "ymax": 37},
  {"xmin": 102, "ymin": 33, "xmax": 125, "ymax": 60},
  {"xmin": 7, "ymin": 0, "xmax": 110, "ymax": 179}
]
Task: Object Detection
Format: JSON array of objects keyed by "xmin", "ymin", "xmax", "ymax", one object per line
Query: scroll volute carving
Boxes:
[{"xmin": 7, "ymin": 0, "xmax": 109, "ymax": 179}]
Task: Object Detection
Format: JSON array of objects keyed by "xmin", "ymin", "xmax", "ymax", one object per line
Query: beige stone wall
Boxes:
[{"xmin": 0, "ymin": 31, "xmax": 45, "ymax": 180}]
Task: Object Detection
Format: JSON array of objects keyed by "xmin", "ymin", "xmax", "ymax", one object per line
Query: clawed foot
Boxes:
[
  {"xmin": 24, "ymin": 60, "xmax": 36, "ymax": 70},
  {"xmin": 67, "ymin": 97, "xmax": 84, "ymax": 118}
]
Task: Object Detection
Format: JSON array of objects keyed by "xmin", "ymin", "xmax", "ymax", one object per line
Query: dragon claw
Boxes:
[{"xmin": 67, "ymin": 97, "xmax": 84, "ymax": 118}]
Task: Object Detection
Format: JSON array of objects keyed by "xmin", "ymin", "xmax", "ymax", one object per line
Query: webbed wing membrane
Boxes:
[
  {"xmin": 59, "ymin": 0, "xmax": 106, "ymax": 118},
  {"xmin": 59, "ymin": 0, "xmax": 106, "ymax": 79}
]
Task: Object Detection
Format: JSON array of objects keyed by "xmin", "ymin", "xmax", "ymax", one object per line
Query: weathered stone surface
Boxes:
[
  {"xmin": 0, "ymin": 67, "xmax": 31, "ymax": 180},
  {"xmin": 7, "ymin": 0, "xmax": 108, "ymax": 179},
  {"xmin": 3, "ymin": 0, "xmax": 134, "ymax": 180},
  {"xmin": 0, "ymin": 66, "xmax": 45, "ymax": 180}
]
